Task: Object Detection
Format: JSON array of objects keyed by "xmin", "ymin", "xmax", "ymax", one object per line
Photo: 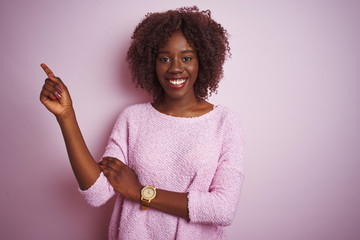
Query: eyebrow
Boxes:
[{"xmin": 158, "ymin": 50, "xmax": 196, "ymax": 54}]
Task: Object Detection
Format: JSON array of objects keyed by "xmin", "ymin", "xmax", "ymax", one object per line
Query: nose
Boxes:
[{"xmin": 168, "ymin": 58, "xmax": 183, "ymax": 74}]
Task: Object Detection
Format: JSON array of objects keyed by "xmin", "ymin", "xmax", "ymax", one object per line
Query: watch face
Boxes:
[{"xmin": 142, "ymin": 186, "xmax": 156, "ymax": 199}]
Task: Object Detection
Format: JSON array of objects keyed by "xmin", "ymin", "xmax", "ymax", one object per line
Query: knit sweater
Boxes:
[{"xmin": 80, "ymin": 103, "xmax": 244, "ymax": 240}]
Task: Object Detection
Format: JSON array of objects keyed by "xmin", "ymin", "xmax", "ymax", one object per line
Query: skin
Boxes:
[
  {"xmin": 39, "ymin": 31, "xmax": 213, "ymax": 220},
  {"xmin": 153, "ymin": 31, "xmax": 214, "ymax": 117}
]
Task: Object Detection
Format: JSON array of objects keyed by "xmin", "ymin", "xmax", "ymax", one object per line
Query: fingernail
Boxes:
[
  {"xmin": 52, "ymin": 96, "xmax": 57, "ymax": 100},
  {"xmin": 57, "ymin": 93, "xmax": 61, "ymax": 99},
  {"xmin": 58, "ymin": 88, "xmax": 63, "ymax": 93}
]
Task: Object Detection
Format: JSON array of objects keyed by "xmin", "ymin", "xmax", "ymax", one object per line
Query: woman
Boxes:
[{"xmin": 40, "ymin": 6, "xmax": 244, "ymax": 240}]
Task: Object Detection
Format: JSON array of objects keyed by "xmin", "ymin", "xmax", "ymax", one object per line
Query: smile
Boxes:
[{"xmin": 167, "ymin": 78, "xmax": 187, "ymax": 85}]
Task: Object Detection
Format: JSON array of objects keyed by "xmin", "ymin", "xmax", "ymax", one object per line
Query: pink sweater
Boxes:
[{"xmin": 80, "ymin": 103, "xmax": 244, "ymax": 240}]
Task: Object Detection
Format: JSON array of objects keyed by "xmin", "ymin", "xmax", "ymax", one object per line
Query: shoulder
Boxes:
[
  {"xmin": 215, "ymin": 106, "xmax": 244, "ymax": 153},
  {"xmin": 213, "ymin": 105, "xmax": 244, "ymax": 143},
  {"xmin": 116, "ymin": 102, "xmax": 151, "ymax": 119},
  {"xmin": 121, "ymin": 102, "xmax": 149, "ymax": 114},
  {"xmin": 110, "ymin": 103, "xmax": 150, "ymax": 127},
  {"xmin": 213, "ymin": 105, "xmax": 242, "ymax": 126}
]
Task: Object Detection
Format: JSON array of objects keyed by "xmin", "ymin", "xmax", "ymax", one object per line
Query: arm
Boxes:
[
  {"xmin": 40, "ymin": 63, "xmax": 101, "ymax": 190},
  {"xmin": 187, "ymin": 157, "xmax": 244, "ymax": 226},
  {"xmin": 150, "ymin": 189, "xmax": 189, "ymax": 220},
  {"xmin": 187, "ymin": 115, "xmax": 244, "ymax": 226},
  {"xmin": 99, "ymin": 157, "xmax": 189, "ymax": 220},
  {"xmin": 99, "ymin": 142, "xmax": 243, "ymax": 224}
]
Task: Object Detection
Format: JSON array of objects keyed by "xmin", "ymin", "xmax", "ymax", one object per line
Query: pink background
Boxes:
[{"xmin": 1, "ymin": 0, "xmax": 360, "ymax": 239}]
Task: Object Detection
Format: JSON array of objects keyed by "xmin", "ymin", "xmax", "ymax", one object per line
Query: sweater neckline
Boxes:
[{"xmin": 146, "ymin": 102, "xmax": 222, "ymax": 121}]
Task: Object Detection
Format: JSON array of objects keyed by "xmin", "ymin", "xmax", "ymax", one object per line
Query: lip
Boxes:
[{"xmin": 165, "ymin": 77, "xmax": 188, "ymax": 89}]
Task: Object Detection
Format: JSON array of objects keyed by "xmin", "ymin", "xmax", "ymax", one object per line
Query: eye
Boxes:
[
  {"xmin": 182, "ymin": 56, "xmax": 192, "ymax": 62},
  {"xmin": 159, "ymin": 57, "xmax": 171, "ymax": 63}
]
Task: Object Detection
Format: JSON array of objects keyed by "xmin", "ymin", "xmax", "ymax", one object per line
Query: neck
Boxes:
[{"xmin": 154, "ymin": 95, "xmax": 202, "ymax": 117}]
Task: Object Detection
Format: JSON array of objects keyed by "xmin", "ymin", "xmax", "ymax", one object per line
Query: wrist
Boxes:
[
  {"xmin": 131, "ymin": 185, "xmax": 142, "ymax": 203},
  {"xmin": 56, "ymin": 108, "xmax": 75, "ymax": 123}
]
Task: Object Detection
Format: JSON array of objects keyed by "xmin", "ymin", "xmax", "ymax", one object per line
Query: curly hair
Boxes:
[{"xmin": 126, "ymin": 6, "xmax": 231, "ymax": 102}]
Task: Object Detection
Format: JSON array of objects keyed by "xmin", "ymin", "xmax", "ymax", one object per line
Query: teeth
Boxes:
[{"xmin": 169, "ymin": 79, "xmax": 186, "ymax": 85}]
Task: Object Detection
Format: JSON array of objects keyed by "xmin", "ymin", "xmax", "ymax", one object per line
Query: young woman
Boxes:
[{"xmin": 40, "ymin": 6, "xmax": 244, "ymax": 240}]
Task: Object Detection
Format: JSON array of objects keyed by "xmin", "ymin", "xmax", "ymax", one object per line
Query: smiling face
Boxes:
[{"xmin": 155, "ymin": 31, "xmax": 199, "ymax": 101}]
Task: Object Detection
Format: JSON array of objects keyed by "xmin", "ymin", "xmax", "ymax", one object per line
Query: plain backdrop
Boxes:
[{"xmin": 1, "ymin": 0, "xmax": 360, "ymax": 239}]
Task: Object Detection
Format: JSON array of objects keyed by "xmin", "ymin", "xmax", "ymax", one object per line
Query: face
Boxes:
[{"xmin": 156, "ymin": 31, "xmax": 199, "ymax": 101}]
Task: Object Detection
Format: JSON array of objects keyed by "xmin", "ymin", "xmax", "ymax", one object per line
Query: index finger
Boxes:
[{"xmin": 40, "ymin": 63, "xmax": 55, "ymax": 78}]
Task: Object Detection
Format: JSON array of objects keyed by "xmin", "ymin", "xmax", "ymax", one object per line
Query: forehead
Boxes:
[{"xmin": 158, "ymin": 31, "xmax": 195, "ymax": 52}]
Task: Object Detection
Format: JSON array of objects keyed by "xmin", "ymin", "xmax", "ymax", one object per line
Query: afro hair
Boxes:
[{"xmin": 126, "ymin": 6, "xmax": 231, "ymax": 102}]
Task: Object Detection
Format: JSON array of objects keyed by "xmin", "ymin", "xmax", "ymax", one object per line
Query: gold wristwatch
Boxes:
[{"xmin": 140, "ymin": 185, "xmax": 156, "ymax": 210}]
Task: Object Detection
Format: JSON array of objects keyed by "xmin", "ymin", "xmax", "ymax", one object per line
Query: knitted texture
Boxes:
[{"xmin": 80, "ymin": 103, "xmax": 244, "ymax": 240}]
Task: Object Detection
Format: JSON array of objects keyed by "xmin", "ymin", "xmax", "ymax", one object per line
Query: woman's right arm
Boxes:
[{"xmin": 40, "ymin": 63, "xmax": 101, "ymax": 190}]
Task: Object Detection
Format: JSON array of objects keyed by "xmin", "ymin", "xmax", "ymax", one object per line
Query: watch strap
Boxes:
[{"xmin": 140, "ymin": 204, "xmax": 149, "ymax": 210}]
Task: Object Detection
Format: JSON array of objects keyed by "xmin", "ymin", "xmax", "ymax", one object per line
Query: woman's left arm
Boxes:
[
  {"xmin": 99, "ymin": 157, "xmax": 190, "ymax": 220},
  {"xmin": 187, "ymin": 152, "xmax": 244, "ymax": 226},
  {"xmin": 187, "ymin": 116, "xmax": 244, "ymax": 226}
]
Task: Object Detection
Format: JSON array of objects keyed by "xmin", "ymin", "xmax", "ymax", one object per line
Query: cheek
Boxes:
[{"xmin": 189, "ymin": 63, "xmax": 199, "ymax": 79}]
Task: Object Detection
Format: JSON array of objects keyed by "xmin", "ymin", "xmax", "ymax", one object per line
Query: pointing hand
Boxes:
[{"xmin": 39, "ymin": 63, "xmax": 73, "ymax": 118}]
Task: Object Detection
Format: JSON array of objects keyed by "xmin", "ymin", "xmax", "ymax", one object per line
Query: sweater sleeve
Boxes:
[
  {"xmin": 79, "ymin": 172, "xmax": 116, "ymax": 207},
  {"xmin": 187, "ymin": 113, "xmax": 244, "ymax": 226},
  {"xmin": 79, "ymin": 109, "xmax": 130, "ymax": 207}
]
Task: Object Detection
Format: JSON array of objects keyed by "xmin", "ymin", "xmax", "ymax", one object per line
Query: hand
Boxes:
[
  {"xmin": 40, "ymin": 63, "xmax": 73, "ymax": 118},
  {"xmin": 99, "ymin": 157, "xmax": 142, "ymax": 202}
]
